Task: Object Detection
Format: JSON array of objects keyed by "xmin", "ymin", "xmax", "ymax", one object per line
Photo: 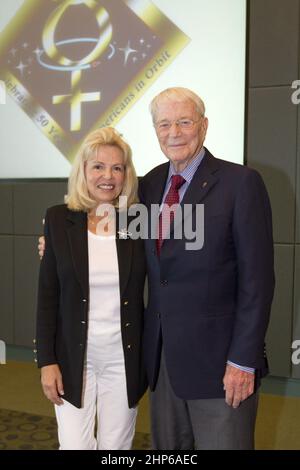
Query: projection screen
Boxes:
[{"xmin": 0, "ymin": 0, "xmax": 246, "ymax": 178}]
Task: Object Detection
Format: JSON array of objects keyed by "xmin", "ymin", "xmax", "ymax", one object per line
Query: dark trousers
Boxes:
[{"xmin": 150, "ymin": 353, "xmax": 259, "ymax": 450}]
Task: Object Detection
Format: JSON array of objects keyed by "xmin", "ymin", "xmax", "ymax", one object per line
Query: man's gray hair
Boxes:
[{"xmin": 150, "ymin": 87, "xmax": 206, "ymax": 122}]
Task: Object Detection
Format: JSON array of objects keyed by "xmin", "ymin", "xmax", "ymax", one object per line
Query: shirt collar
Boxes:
[{"xmin": 167, "ymin": 147, "xmax": 206, "ymax": 185}]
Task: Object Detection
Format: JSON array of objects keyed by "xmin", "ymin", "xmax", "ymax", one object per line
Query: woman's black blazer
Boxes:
[{"xmin": 36, "ymin": 204, "xmax": 147, "ymax": 408}]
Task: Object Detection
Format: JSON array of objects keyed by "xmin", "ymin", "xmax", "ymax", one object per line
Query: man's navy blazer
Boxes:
[{"xmin": 139, "ymin": 149, "xmax": 275, "ymax": 399}]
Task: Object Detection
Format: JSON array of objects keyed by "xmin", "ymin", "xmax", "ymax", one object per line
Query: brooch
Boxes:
[{"xmin": 117, "ymin": 229, "xmax": 132, "ymax": 239}]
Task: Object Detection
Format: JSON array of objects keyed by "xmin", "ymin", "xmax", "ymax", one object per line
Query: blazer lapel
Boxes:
[
  {"xmin": 66, "ymin": 210, "xmax": 89, "ymax": 298},
  {"xmin": 148, "ymin": 163, "xmax": 170, "ymax": 206},
  {"xmin": 181, "ymin": 149, "xmax": 220, "ymax": 207},
  {"xmin": 115, "ymin": 211, "xmax": 133, "ymax": 298},
  {"xmin": 144, "ymin": 163, "xmax": 170, "ymax": 254},
  {"xmin": 66, "ymin": 209, "xmax": 133, "ymax": 299},
  {"xmin": 169, "ymin": 150, "xmax": 220, "ymax": 238}
]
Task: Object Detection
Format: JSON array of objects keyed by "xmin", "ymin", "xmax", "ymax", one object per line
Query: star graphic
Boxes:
[
  {"xmin": 16, "ymin": 61, "xmax": 28, "ymax": 76},
  {"xmin": 10, "ymin": 48, "xmax": 17, "ymax": 56},
  {"xmin": 33, "ymin": 47, "xmax": 43, "ymax": 56},
  {"xmin": 119, "ymin": 41, "xmax": 138, "ymax": 66},
  {"xmin": 22, "ymin": 42, "xmax": 29, "ymax": 49}
]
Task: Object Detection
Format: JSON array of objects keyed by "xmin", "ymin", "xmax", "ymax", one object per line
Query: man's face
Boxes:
[{"xmin": 154, "ymin": 99, "xmax": 208, "ymax": 172}]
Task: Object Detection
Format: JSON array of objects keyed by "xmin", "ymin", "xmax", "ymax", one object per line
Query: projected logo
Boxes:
[
  {"xmin": 0, "ymin": 80, "xmax": 6, "ymax": 104},
  {"xmin": 0, "ymin": 0, "xmax": 189, "ymax": 162}
]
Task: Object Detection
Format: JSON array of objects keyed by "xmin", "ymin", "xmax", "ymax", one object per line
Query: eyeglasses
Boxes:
[{"xmin": 154, "ymin": 118, "xmax": 202, "ymax": 134}]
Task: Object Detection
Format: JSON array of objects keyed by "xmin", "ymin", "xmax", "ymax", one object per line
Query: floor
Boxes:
[{"xmin": 1, "ymin": 360, "xmax": 300, "ymax": 449}]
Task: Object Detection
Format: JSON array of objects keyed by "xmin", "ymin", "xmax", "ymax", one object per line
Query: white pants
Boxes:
[{"xmin": 55, "ymin": 356, "xmax": 137, "ymax": 450}]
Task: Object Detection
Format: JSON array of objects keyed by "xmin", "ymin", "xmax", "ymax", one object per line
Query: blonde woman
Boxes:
[{"xmin": 36, "ymin": 127, "xmax": 147, "ymax": 450}]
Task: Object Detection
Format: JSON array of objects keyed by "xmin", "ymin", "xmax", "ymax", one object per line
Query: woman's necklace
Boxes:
[{"xmin": 88, "ymin": 211, "xmax": 114, "ymax": 234}]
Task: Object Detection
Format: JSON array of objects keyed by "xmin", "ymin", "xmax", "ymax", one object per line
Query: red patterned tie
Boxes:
[{"xmin": 156, "ymin": 175, "xmax": 185, "ymax": 255}]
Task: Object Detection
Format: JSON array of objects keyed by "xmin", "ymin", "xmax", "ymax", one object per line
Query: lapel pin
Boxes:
[{"xmin": 202, "ymin": 181, "xmax": 208, "ymax": 188}]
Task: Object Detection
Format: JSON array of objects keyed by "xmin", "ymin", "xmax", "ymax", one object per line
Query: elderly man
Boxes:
[{"xmin": 138, "ymin": 87, "xmax": 274, "ymax": 450}]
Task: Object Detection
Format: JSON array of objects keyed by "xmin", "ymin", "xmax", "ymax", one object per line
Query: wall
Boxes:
[
  {"xmin": 0, "ymin": 181, "xmax": 66, "ymax": 346},
  {"xmin": 247, "ymin": 0, "xmax": 300, "ymax": 378}
]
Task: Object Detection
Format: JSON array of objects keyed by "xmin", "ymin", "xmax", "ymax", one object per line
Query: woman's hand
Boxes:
[{"xmin": 41, "ymin": 364, "xmax": 64, "ymax": 405}]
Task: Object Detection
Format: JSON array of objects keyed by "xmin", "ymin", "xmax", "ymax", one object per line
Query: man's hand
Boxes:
[
  {"xmin": 41, "ymin": 364, "xmax": 64, "ymax": 405},
  {"xmin": 38, "ymin": 236, "xmax": 45, "ymax": 259},
  {"xmin": 223, "ymin": 363, "xmax": 254, "ymax": 408}
]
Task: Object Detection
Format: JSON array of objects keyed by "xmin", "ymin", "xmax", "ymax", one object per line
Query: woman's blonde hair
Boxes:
[{"xmin": 65, "ymin": 127, "xmax": 138, "ymax": 211}]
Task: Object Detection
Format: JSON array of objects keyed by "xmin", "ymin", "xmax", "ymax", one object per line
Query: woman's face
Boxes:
[{"xmin": 85, "ymin": 144, "xmax": 125, "ymax": 205}]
